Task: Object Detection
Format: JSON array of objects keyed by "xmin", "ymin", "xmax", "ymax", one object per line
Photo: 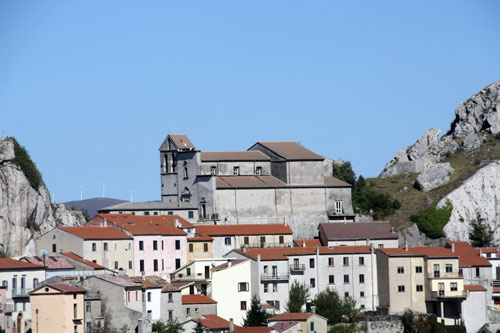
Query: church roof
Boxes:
[
  {"xmin": 201, "ymin": 151, "xmax": 270, "ymax": 162},
  {"xmin": 252, "ymin": 141, "xmax": 324, "ymax": 161},
  {"xmin": 168, "ymin": 134, "xmax": 195, "ymax": 149}
]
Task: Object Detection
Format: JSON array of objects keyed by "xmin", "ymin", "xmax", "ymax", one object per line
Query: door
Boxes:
[{"xmin": 294, "ymin": 258, "xmax": 300, "ymax": 270}]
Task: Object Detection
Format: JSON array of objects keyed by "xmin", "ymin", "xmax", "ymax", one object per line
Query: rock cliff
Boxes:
[{"xmin": 0, "ymin": 137, "xmax": 85, "ymax": 257}]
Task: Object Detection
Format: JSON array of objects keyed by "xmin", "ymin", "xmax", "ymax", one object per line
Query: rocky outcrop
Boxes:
[
  {"xmin": 397, "ymin": 223, "xmax": 447, "ymax": 247},
  {"xmin": 414, "ymin": 163, "xmax": 454, "ymax": 192},
  {"xmin": 448, "ymin": 81, "xmax": 500, "ymax": 138},
  {"xmin": 438, "ymin": 161, "xmax": 500, "ymax": 242},
  {"xmin": 0, "ymin": 137, "xmax": 85, "ymax": 257}
]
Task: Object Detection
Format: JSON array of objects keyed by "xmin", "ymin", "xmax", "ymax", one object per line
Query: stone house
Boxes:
[
  {"xmin": 0, "ymin": 258, "xmax": 46, "ymax": 333},
  {"xmin": 35, "ymin": 226, "xmax": 135, "ymax": 276},
  {"xmin": 160, "ymin": 283, "xmax": 182, "ymax": 322},
  {"xmin": 318, "ymin": 221, "xmax": 399, "ymax": 248},
  {"xmin": 29, "ymin": 283, "xmax": 86, "ymax": 333},
  {"xmin": 159, "ymin": 134, "xmax": 354, "ymax": 238},
  {"xmin": 88, "ymin": 214, "xmax": 190, "ymax": 279},
  {"xmin": 181, "ymin": 294, "xmax": 217, "ymax": 322}
]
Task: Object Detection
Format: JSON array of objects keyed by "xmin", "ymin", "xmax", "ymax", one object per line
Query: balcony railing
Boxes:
[
  {"xmin": 12, "ymin": 288, "xmax": 32, "ymax": 297},
  {"xmin": 430, "ymin": 272, "xmax": 462, "ymax": 279},
  {"xmin": 261, "ymin": 273, "xmax": 289, "ymax": 281},
  {"xmin": 289, "ymin": 264, "xmax": 306, "ymax": 272},
  {"xmin": 431, "ymin": 290, "xmax": 467, "ymax": 299}
]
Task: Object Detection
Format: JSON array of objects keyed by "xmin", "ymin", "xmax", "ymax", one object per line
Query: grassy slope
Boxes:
[{"xmin": 365, "ymin": 134, "xmax": 500, "ymax": 232}]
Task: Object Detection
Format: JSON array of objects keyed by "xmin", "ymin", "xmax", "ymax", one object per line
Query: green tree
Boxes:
[
  {"xmin": 286, "ymin": 281, "xmax": 309, "ymax": 312},
  {"xmin": 312, "ymin": 289, "xmax": 344, "ymax": 325},
  {"xmin": 11, "ymin": 138, "xmax": 43, "ymax": 191},
  {"xmin": 469, "ymin": 215, "xmax": 493, "ymax": 247},
  {"xmin": 332, "ymin": 161, "xmax": 356, "ymax": 186},
  {"xmin": 152, "ymin": 319, "xmax": 185, "ymax": 333},
  {"xmin": 243, "ymin": 294, "xmax": 270, "ymax": 326},
  {"xmin": 341, "ymin": 296, "xmax": 360, "ymax": 322},
  {"xmin": 193, "ymin": 321, "xmax": 206, "ymax": 333},
  {"xmin": 410, "ymin": 202, "xmax": 452, "ymax": 239}
]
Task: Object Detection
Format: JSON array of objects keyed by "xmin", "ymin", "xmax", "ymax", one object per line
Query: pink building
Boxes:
[{"xmin": 88, "ymin": 214, "xmax": 189, "ymax": 279}]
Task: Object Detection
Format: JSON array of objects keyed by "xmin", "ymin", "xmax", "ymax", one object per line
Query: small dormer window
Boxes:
[
  {"xmin": 256, "ymin": 166, "xmax": 262, "ymax": 176},
  {"xmin": 211, "ymin": 166, "xmax": 216, "ymax": 175},
  {"xmin": 233, "ymin": 166, "xmax": 240, "ymax": 176}
]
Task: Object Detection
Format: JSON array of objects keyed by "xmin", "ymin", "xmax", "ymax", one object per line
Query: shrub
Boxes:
[
  {"xmin": 11, "ymin": 138, "xmax": 43, "ymax": 191},
  {"xmin": 410, "ymin": 201, "xmax": 453, "ymax": 239}
]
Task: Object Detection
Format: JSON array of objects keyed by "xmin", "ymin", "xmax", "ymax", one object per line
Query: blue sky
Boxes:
[{"xmin": 1, "ymin": 1, "xmax": 500, "ymax": 203}]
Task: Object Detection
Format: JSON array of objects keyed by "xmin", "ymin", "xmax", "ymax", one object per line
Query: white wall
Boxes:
[{"xmin": 462, "ymin": 290, "xmax": 488, "ymax": 333}]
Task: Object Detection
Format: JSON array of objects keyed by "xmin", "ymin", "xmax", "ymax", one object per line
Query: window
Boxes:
[
  {"xmin": 210, "ymin": 166, "xmax": 216, "ymax": 175},
  {"xmin": 398, "ymin": 285, "xmax": 405, "ymax": 292},
  {"xmin": 144, "ymin": 211, "xmax": 150, "ymax": 216},
  {"xmin": 310, "ymin": 278, "xmax": 316, "ymax": 288},
  {"xmin": 263, "ymin": 266, "xmax": 268, "ymax": 274},
  {"xmin": 128, "ymin": 242, "xmax": 132, "ymax": 250},
  {"xmin": 1, "ymin": 280, "xmax": 6, "ymax": 288},
  {"xmin": 329, "ymin": 275, "xmax": 334, "ymax": 284},
  {"xmin": 240, "ymin": 301, "xmax": 247, "ymax": 310},
  {"xmin": 186, "ymin": 308, "xmax": 190, "ymax": 317},
  {"xmin": 310, "ymin": 321, "xmax": 315, "ymax": 331},
  {"xmin": 264, "ymin": 283, "xmax": 268, "ymax": 293},
  {"xmin": 154, "ymin": 212, "xmax": 158, "ymax": 215},
  {"xmin": 168, "ymin": 211, "xmax": 173, "ymax": 215},
  {"xmin": 328, "ymin": 257, "xmax": 334, "ymax": 266},
  {"xmin": 168, "ymin": 310, "xmax": 173, "ymax": 319},
  {"xmin": 416, "ymin": 285, "xmax": 423, "ymax": 292},
  {"xmin": 104, "ymin": 243, "xmax": 108, "ymax": 251},
  {"xmin": 260, "ymin": 236, "xmax": 266, "ymax": 246},
  {"xmin": 344, "ymin": 292, "xmax": 349, "ymax": 298},
  {"xmin": 186, "ymin": 267, "xmax": 191, "ymax": 276},
  {"xmin": 238, "ymin": 282, "xmax": 249, "ymax": 292},
  {"xmin": 153, "ymin": 259, "xmax": 158, "ymax": 272},
  {"xmin": 139, "ymin": 241, "xmax": 144, "ymax": 251},
  {"xmin": 184, "ymin": 167, "xmax": 188, "ymax": 178},
  {"xmin": 176, "ymin": 258, "xmax": 181, "ymax": 269},
  {"xmin": 309, "ymin": 258, "xmax": 315, "ymax": 269},
  {"xmin": 476, "ymin": 267, "xmax": 480, "ymax": 277},
  {"xmin": 279, "ymin": 235, "xmax": 284, "ymax": 244},
  {"xmin": 188, "ymin": 211, "xmax": 194, "ymax": 219},
  {"xmin": 127, "ymin": 292, "xmax": 131, "ymax": 302},
  {"xmin": 244, "ymin": 236, "xmax": 249, "ymax": 245},
  {"xmin": 378, "ymin": 244, "xmax": 384, "ymax": 248},
  {"xmin": 86, "ymin": 302, "xmax": 91, "ymax": 312},
  {"xmin": 397, "ymin": 266, "xmax": 404, "ymax": 274},
  {"xmin": 189, "ymin": 244, "xmax": 193, "ymax": 252},
  {"xmin": 162, "ymin": 259, "xmax": 164, "ymax": 271},
  {"xmin": 450, "ymin": 282, "xmax": 458, "ymax": 291},
  {"xmin": 415, "ymin": 266, "xmax": 423, "ymax": 273},
  {"xmin": 136, "ymin": 291, "xmax": 138, "ymax": 301},
  {"xmin": 129, "ymin": 261, "xmax": 132, "ymax": 269},
  {"xmin": 114, "ymin": 261, "xmax": 118, "ymax": 269},
  {"xmin": 140, "ymin": 260, "xmax": 144, "ymax": 272},
  {"xmin": 344, "ymin": 275, "xmax": 349, "ymax": 284},
  {"xmin": 233, "ymin": 166, "xmax": 240, "ymax": 175},
  {"xmin": 153, "ymin": 241, "xmax": 158, "ymax": 251},
  {"xmin": 52, "ymin": 243, "xmax": 57, "ymax": 253},
  {"xmin": 175, "ymin": 240, "xmax": 181, "ymax": 250},
  {"xmin": 360, "ymin": 291, "xmax": 365, "ymax": 298},
  {"xmin": 225, "ymin": 237, "xmax": 231, "ymax": 245},
  {"xmin": 446, "ymin": 264, "xmax": 453, "ymax": 273},
  {"xmin": 335, "ymin": 200, "xmax": 343, "ymax": 214},
  {"xmin": 359, "ymin": 274, "xmax": 365, "ymax": 284},
  {"xmin": 162, "ymin": 241, "xmax": 164, "ymax": 250},
  {"xmin": 168, "ymin": 293, "xmax": 173, "ymax": 303},
  {"xmin": 273, "ymin": 283, "xmax": 278, "ymax": 292},
  {"xmin": 114, "ymin": 243, "xmax": 117, "ymax": 250},
  {"xmin": 256, "ymin": 166, "xmax": 262, "ymax": 175},
  {"xmin": 148, "ymin": 292, "xmax": 151, "ymax": 302},
  {"xmin": 33, "ymin": 278, "xmax": 38, "ymax": 288},
  {"xmin": 359, "ymin": 257, "xmax": 365, "ymax": 266},
  {"xmin": 74, "ymin": 304, "xmax": 78, "ymax": 318},
  {"xmin": 203, "ymin": 243, "xmax": 208, "ymax": 252},
  {"xmin": 434, "ymin": 264, "xmax": 440, "ymax": 278},
  {"xmin": 343, "ymin": 257, "xmax": 349, "ymax": 266}
]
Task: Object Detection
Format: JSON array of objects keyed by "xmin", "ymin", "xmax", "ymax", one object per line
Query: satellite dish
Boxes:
[
  {"xmin": 211, "ymin": 261, "xmax": 217, "ymax": 267},
  {"xmin": 41, "ymin": 250, "xmax": 49, "ymax": 257}
]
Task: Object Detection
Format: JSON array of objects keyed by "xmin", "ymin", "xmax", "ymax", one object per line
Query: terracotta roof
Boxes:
[
  {"xmin": 59, "ymin": 226, "xmax": 132, "ymax": 240},
  {"xmin": 212, "ymin": 260, "xmax": 247, "ymax": 272},
  {"xmin": 46, "ymin": 283, "xmax": 86, "ymax": 293},
  {"xmin": 378, "ymin": 247, "xmax": 458, "ymax": 258},
  {"xmin": 236, "ymin": 246, "xmax": 371, "ymax": 261},
  {"xmin": 195, "ymin": 224, "xmax": 292, "ymax": 236},
  {"xmin": 234, "ymin": 327, "xmax": 272, "ymax": 333},
  {"xmin": 464, "ymin": 284, "xmax": 487, "ymax": 291},
  {"xmin": 294, "ymin": 239, "xmax": 322, "ymax": 247},
  {"xmin": 477, "ymin": 247, "xmax": 499, "ymax": 254},
  {"xmin": 201, "ymin": 151, "xmax": 270, "ymax": 162},
  {"xmin": 216, "ymin": 175, "xmax": 286, "ymax": 188},
  {"xmin": 194, "ymin": 314, "xmax": 237, "ymax": 330},
  {"xmin": 319, "ymin": 222, "xmax": 398, "ymax": 241},
  {"xmin": 0, "ymin": 258, "xmax": 45, "ymax": 270},
  {"xmin": 89, "ymin": 214, "xmax": 190, "ymax": 235},
  {"xmin": 188, "ymin": 234, "xmax": 213, "ymax": 242},
  {"xmin": 168, "ymin": 134, "xmax": 195, "ymax": 150},
  {"xmin": 252, "ymin": 142, "xmax": 324, "ymax": 161},
  {"xmin": 182, "ymin": 294, "xmax": 217, "ymax": 304},
  {"xmin": 22, "ymin": 256, "xmax": 74, "ymax": 270},
  {"xmin": 61, "ymin": 252, "xmax": 105, "ymax": 269},
  {"xmin": 448, "ymin": 242, "xmax": 492, "ymax": 267},
  {"xmin": 268, "ymin": 312, "xmax": 314, "ymax": 321}
]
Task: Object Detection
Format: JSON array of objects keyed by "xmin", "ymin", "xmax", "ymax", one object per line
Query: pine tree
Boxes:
[
  {"xmin": 243, "ymin": 294, "xmax": 270, "ymax": 326},
  {"xmin": 469, "ymin": 215, "xmax": 493, "ymax": 247}
]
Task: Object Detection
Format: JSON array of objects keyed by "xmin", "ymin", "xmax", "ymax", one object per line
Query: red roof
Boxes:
[
  {"xmin": 464, "ymin": 284, "xmax": 487, "ymax": 292},
  {"xmin": 59, "ymin": 226, "xmax": 132, "ymax": 240},
  {"xmin": 0, "ymin": 258, "xmax": 45, "ymax": 270},
  {"xmin": 22, "ymin": 256, "xmax": 74, "ymax": 270},
  {"xmin": 194, "ymin": 314, "xmax": 238, "ymax": 330},
  {"xmin": 268, "ymin": 312, "xmax": 314, "ymax": 321},
  {"xmin": 294, "ymin": 239, "xmax": 322, "ymax": 247},
  {"xmin": 89, "ymin": 214, "xmax": 190, "ymax": 235},
  {"xmin": 188, "ymin": 234, "xmax": 213, "ymax": 242},
  {"xmin": 47, "ymin": 283, "xmax": 86, "ymax": 293},
  {"xmin": 234, "ymin": 327, "xmax": 272, "ymax": 333},
  {"xmin": 448, "ymin": 242, "xmax": 492, "ymax": 267},
  {"xmin": 182, "ymin": 294, "xmax": 217, "ymax": 305},
  {"xmin": 237, "ymin": 246, "xmax": 371, "ymax": 261},
  {"xmin": 196, "ymin": 224, "xmax": 292, "ymax": 236},
  {"xmin": 61, "ymin": 252, "xmax": 105, "ymax": 269}
]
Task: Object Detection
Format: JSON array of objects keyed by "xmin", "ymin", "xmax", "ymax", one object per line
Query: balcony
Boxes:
[
  {"xmin": 12, "ymin": 288, "xmax": 32, "ymax": 298},
  {"xmin": 289, "ymin": 264, "xmax": 306, "ymax": 275},
  {"xmin": 431, "ymin": 290, "xmax": 467, "ymax": 299},
  {"xmin": 261, "ymin": 273, "xmax": 289, "ymax": 281},
  {"xmin": 430, "ymin": 271, "xmax": 461, "ymax": 279}
]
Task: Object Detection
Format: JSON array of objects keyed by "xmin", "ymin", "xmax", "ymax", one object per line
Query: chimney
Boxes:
[
  {"xmin": 302, "ymin": 241, "xmax": 306, "ymax": 248},
  {"xmin": 229, "ymin": 318, "xmax": 234, "ymax": 331},
  {"xmin": 103, "ymin": 219, "xmax": 107, "ymax": 227},
  {"xmin": 451, "ymin": 243, "xmax": 455, "ymax": 253},
  {"xmin": 311, "ymin": 305, "xmax": 316, "ymax": 314},
  {"xmin": 405, "ymin": 241, "xmax": 408, "ymax": 251}
]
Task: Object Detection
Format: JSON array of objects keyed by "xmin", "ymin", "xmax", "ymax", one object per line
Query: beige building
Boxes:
[
  {"xmin": 30, "ymin": 283, "xmax": 86, "ymax": 333},
  {"xmin": 377, "ymin": 247, "xmax": 465, "ymax": 325},
  {"xmin": 36, "ymin": 226, "xmax": 135, "ymax": 275},
  {"xmin": 187, "ymin": 234, "xmax": 214, "ymax": 261}
]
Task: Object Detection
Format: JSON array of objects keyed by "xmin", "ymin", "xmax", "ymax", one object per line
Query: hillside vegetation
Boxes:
[{"xmin": 367, "ymin": 133, "xmax": 500, "ymax": 232}]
